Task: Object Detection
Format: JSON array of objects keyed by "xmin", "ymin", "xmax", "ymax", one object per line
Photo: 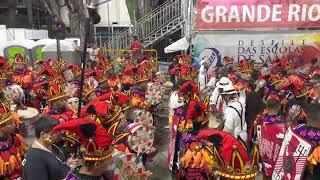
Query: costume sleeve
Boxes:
[
  {"xmin": 207, "ymin": 77, "xmax": 216, "ymax": 88},
  {"xmin": 209, "ymin": 87, "xmax": 220, "ymax": 105},
  {"xmin": 238, "ymin": 90, "xmax": 246, "ymax": 106}
]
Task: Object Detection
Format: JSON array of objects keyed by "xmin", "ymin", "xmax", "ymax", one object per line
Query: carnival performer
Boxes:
[
  {"xmin": 53, "ymin": 118, "xmax": 150, "ymax": 179},
  {"xmin": 0, "ymin": 93, "xmax": 27, "ymax": 179},
  {"xmin": 194, "ymin": 128, "xmax": 259, "ymax": 180},
  {"xmin": 255, "ymin": 93, "xmax": 286, "ymax": 178},
  {"xmin": 168, "ymin": 80, "xmax": 185, "ymax": 171},
  {"xmin": 302, "ymin": 103, "xmax": 320, "ymax": 178},
  {"xmin": 11, "ymin": 54, "xmax": 33, "ymax": 105},
  {"xmin": 220, "ymin": 81, "xmax": 248, "ymax": 142},
  {"xmin": 3, "ymin": 84, "xmax": 39, "ymax": 139},
  {"xmin": 209, "ymin": 77, "xmax": 232, "ymax": 112},
  {"xmin": 33, "ymin": 81, "xmax": 76, "ymax": 123},
  {"xmin": 177, "ymin": 98, "xmax": 208, "ymax": 179}
]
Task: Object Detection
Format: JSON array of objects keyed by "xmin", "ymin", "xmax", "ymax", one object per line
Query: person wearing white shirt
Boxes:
[
  {"xmin": 221, "ymin": 85, "xmax": 247, "ymax": 143},
  {"xmin": 88, "ymin": 42, "xmax": 100, "ymax": 62},
  {"xmin": 198, "ymin": 62, "xmax": 207, "ymax": 91}
]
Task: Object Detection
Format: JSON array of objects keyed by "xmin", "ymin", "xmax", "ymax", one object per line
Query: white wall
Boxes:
[
  {"xmin": 97, "ymin": 0, "xmax": 131, "ymax": 27},
  {"xmin": 60, "ymin": 0, "xmax": 131, "ymax": 27},
  {"xmin": 0, "ymin": 26, "xmax": 49, "ymax": 41}
]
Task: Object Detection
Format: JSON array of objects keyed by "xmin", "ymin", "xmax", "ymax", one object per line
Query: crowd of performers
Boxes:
[
  {"xmin": 0, "ymin": 53, "xmax": 166, "ymax": 179},
  {"xmin": 168, "ymin": 55, "xmax": 320, "ymax": 179},
  {"xmin": 1, "ymin": 51, "xmax": 320, "ymax": 180}
]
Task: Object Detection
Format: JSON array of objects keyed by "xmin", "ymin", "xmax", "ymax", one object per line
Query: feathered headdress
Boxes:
[
  {"xmin": 0, "ymin": 101, "xmax": 12, "ymax": 126},
  {"xmin": 285, "ymin": 75, "xmax": 309, "ymax": 98},
  {"xmin": 85, "ymin": 69, "xmax": 108, "ymax": 84},
  {"xmin": 186, "ymin": 99, "xmax": 207, "ymax": 122},
  {"xmin": 36, "ymin": 67, "xmax": 62, "ymax": 82},
  {"xmin": 272, "ymin": 58, "xmax": 291, "ymax": 71},
  {"xmin": 32, "ymin": 81, "xmax": 66, "ymax": 102},
  {"xmin": 0, "ymin": 98, "xmax": 27, "ymax": 177},
  {"xmin": 65, "ymin": 64, "xmax": 81, "ymax": 77},
  {"xmin": 178, "ymin": 81, "xmax": 200, "ymax": 100},
  {"xmin": 98, "ymin": 91, "xmax": 131, "ymax": 111},
  {"xmin": 81, "ymin": 101, "xmax": 122, "ymax": 125},
  {"xmin": 0, "ymin": 57, "xmax": 11, "ymax": 81},
  {"xmin": 53, "ymin": 118, "xmax": 114, "ymax": 162},
  {"xmin": 224, "ymin": 56, "xmax": 234, "ymax": 65},
  {"xmin": 196, "ymin": 129, "xmax": 259, "ymax": 179},
  {"xmin": 237, "ymin": 59, "xmax": 253, "ymax": 73},
  {"xmin": 14, "ymin": 54, "xmax": 26, "ymax": 64}
]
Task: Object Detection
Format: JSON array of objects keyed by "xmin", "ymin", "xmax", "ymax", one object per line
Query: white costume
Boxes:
[
  {"xmin": 222, "ymin": 89, "xmax": 247, "ymax": 142},
  {"xmin": 169, "ymin": 91, "xmax": 184, "ymax": 117},
  {"xmin": 198, "ymin": 64, "xmax": 207, "ymax": 91},
  {"xmin": 88, "ymin": 47, "xmax": 100, "ymax": 62}
]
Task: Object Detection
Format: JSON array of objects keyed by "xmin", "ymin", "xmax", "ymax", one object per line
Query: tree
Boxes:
[
  {"xmin": 41, "ymin": 0, "xmax": 91, "ymax": 48},
  {"xmin": 66, "ymin": 0, "xmax": 91, "ymax": 48}
]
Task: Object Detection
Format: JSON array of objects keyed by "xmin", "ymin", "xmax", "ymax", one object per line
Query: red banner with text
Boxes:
[{"xmin": 196, "ymin": 0, "xmax": 320, "ymax": 30}]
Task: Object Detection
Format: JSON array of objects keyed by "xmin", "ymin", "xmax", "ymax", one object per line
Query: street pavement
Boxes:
[{"xmin": 145, "ymin": 103, "xmax": 173, "ymax": 180}]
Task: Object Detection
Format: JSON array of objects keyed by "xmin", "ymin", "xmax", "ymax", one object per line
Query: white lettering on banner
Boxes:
[
  {"xmin": 229, "ymin": 5, "xmax": 240, "ymax": 22},
  {"xmin": 260, "ymin": 137, "xmax": 281, "ymax": 162},
  {"xmin": 308, "ymin": 4, "xmax": 320, "ymax": 21},
  {"xmin": 199, "ymin": 4, "xmax": 320, "ymax": 24},
  {"xmin": 193, "ymin": 33, "xmax": 314, "ymax": 66},
  {"xmin": 216, "ymin": 6, "xmax": 227, "ymax": 23},
  {"xmin": 288, "ymin": 4, "xmax": 301, "ymax": 22},
  {"xmin": 272, "ymin": 5, "xmax": 282, "ymax": 22},
  {"xmin": 301, "ymin": 4, "xmax": 308, "ymax": 21},
  {"xmin": 257, "ymin": 5, "xmax": 271, "ymax": 22},
  {"xmin": 201, "ymin": 6, "xmax": 214, "ymax": 23},
  {"xmin": 242, "ymin": 5, "xmax": 255, "ymax": 22}
]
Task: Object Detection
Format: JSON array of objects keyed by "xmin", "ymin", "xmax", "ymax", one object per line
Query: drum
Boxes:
[
  {"xmin": 16, "ymin": 107, "xmax": 40, "ymax": 137},
  {"xmin": 133, "ymin": 109, "xmax": 153, "ymax": 127},
  {"xmin": 126, "ymin": 123, "xmax": 155, "ymax": 153},
  {"xmin": 108, "ymin": 152, "xmax": 146, "ymax": 180}
]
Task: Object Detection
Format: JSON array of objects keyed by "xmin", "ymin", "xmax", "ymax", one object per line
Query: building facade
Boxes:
[{"xmin": 0, "ymin": 0, "xmax": 50, "ymax": 29}]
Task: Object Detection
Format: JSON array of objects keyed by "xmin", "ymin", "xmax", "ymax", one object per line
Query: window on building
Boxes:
[
  {"xmin": 17, "ymin": 0, "xmax": 25, "ymax": 5},
  {"xmin": 0, "ymin": 8, "xmax": 8, "ymax": 15}
]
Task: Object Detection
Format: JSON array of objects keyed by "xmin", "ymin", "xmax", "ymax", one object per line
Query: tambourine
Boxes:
[
  {"xmin": 126, "ymin": 123, "xmax": 155, "ymax": 153},
  {"xmin": 133, "ymin": 109, "xmax": 153, "ymax": 127},
  {"xmin": 108, "ymin": 152, "xmax": 146, "ymax": 180}
]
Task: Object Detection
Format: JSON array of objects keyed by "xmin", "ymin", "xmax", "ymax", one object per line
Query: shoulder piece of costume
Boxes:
[
  {"xmin": 294, "ymin": 124, "xmax": 320, "ymax": 142},
  {"xmin": 53, "ymin": 118, "xmax": 113, "ymax": 162},
  {"xmin": 12, "ymin": 69, "xmax": 33, "ymax": 89}
]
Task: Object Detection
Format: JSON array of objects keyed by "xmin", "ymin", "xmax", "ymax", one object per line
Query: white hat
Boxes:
[
  {"xmin": 220, "ymin": 84, "xmax": 238, "ymax": 95},
  {"xmin": 216, "ymin": 77, "xmax": 232, "ymax": 88},
  {"xmin": 163, "ymin": 81, "xmax": 174, "ymax": 88}
]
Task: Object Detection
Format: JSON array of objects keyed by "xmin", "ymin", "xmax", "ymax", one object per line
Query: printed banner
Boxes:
[
  {"xmin": 196, "ymin": 0, "xmax": 320, "ymax": 30},
  {"xmin": 193, "ymin": 32, "xmax": 320, "ymax": 79},
  {"xmin": 257, "ymin": 123, "xmax": 286, "ymax": 176},
  {"xmin": 272, "ymin": 127, "xmax": 313, "ymax": 180}
]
